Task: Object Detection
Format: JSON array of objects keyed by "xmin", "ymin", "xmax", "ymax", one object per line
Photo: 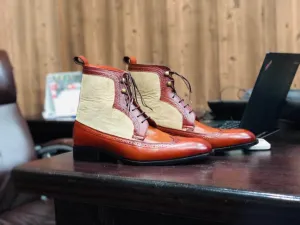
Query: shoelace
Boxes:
[
  {"xmin": 121, "ymin": 73, "xmax": 152, "ymax": 123},
  {"xmin": 164, "ymin": 71, "xmax": 193, "ymax": 114}
]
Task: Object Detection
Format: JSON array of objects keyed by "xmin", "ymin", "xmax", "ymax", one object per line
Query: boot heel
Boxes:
[{"xmin": 73, "ymin": 146, "xmax": 118, "ymax": 163}]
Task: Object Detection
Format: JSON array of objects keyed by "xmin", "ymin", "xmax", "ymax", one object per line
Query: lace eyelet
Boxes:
[
  {"xmin": 121, "ymin": 78, "xmax": 126, "ymax": 84},
  {"xmin": 166, "ymin": 81, "xmax": 172, "ymax": 87},
  {"xmin": 121, "ymin": 88, "xmax": 127, "ymax": 94},
  {"xmin": 164, "ymin": 71, "xmax": 170, "ymax": 76}
]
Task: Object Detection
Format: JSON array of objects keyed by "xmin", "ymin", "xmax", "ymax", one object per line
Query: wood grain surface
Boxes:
[{"xmin": 1, "ymin": 0, "xmax": 300, "ymax": 117}]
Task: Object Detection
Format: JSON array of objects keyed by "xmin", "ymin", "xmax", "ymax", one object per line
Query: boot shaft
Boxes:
[
  {"xmin": 72, "ymin": 56, "xmax": 213, "ymax": 164},
  {"xmin": 74, "ymin": 56, "xmax": 149, "ymax": 140},
  {"xmin": 124, "ymin": 56, "xmax": 196, "ymax": 131}
]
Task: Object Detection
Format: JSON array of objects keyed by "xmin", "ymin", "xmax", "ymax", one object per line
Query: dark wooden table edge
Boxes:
[{"xmin": 12, "ymin": 166, "xmax": 300, "ymax": 219}]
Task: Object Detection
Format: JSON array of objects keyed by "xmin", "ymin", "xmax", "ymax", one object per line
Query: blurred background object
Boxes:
[
  {"xmin": 1, "ymin": 0, "xmax": 300, "ymax": 117},
  {"xmin": 43, "ymin": 71, "xmax": 82, "ymax": 119}
]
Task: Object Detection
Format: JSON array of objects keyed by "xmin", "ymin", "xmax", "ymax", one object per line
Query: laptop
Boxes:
[{"xmin": 206, "ymin": 52, "xmax": 300, "ymax": 138}]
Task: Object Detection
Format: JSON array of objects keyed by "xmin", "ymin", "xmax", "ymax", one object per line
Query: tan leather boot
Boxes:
[
  {"xmin": 72, "ymin": 56, "xmax": 212, "ymax": 165},
  {"xmin": 124, "ymin": 56, "xmax": 257, "ymax": 152}
]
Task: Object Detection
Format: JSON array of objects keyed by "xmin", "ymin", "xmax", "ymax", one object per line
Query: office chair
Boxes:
[{"xmin": 0, "ymin": 50, "xmax": 72, "ymax": 225}]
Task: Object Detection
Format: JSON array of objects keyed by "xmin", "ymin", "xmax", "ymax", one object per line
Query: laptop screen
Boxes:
[{"xmin": 240, "ymin": 53, "xmax": 300, "ymax": 136}]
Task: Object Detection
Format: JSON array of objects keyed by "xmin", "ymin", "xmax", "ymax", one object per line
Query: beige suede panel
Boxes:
[
  {"xmin": 76, "ymin": 74, "xmax": 134, "ymax": 139},
  {"xmin": 130, "ymin": 71, "xmax": 183, "ymax": 129}
]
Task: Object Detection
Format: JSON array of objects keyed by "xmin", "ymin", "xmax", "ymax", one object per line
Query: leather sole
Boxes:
[
  {"xmin": 73, "ymin": 146, "xmax": 210, "ymax": 166},
  {"xmin": 212, "ymin": 139, "xmax": 259, "ymax": 154}
]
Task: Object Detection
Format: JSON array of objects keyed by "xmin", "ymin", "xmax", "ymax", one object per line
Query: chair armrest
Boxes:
[{"xmin": 35, "ymin": 138, "xmax": 73, "ymax": 158}]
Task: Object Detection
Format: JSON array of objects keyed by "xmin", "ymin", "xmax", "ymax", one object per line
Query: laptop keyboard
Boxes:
[{"xmin": 218, "ymin": 120, "xmax": 241, "ymax": 129}]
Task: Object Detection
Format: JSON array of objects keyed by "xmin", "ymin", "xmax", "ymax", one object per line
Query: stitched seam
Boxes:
[
  {"xmin": 159, "ymin": 126, "xmax": 223, "ymax": 139},
  {"xmin": 77, "ymin": 122, "xmax": 175, "ymax": 148}
]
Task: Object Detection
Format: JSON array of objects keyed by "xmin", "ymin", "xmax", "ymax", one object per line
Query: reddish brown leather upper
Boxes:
[
  {"xmin": 128, "ymin": 64, "xmax": 196, "ymax": 130},
  {"xmin": 82, "ymin": 65, "xmax": 150, "ymax": 139},
  {"xmin": 158, "ymin": 121, "xmax": 256, "ymax": 148},
  {"xmin": 0, "ymin": 51, "xmax": 16, "ymax": 105},
  {"xmin": 74, "ymin": 121, "xmax": 211, "ymax": 161}
]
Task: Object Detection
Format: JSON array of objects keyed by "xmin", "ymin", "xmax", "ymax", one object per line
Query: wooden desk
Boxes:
[{"xmin": 12, "ymin": 133, "xmax": 300, "ymax": 225}]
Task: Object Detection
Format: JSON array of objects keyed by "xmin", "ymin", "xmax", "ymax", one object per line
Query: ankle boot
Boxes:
[
  {"xmin": 124, "ymin": 56, "xmax": 257, "ymax": 152},
  {"xmin": 72, "ymin": 56, "xmax": 212, "ymax": 165}
]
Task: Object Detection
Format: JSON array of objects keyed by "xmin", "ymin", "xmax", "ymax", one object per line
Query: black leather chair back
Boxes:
[{"xmin": 0, "ymin": 50, "xmax": 36, "ymax": 211}]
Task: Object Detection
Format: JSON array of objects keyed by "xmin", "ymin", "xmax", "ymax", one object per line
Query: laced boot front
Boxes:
[
  {"xmin": 124, "ymin": 56, "xmax": 257, "ymax": 152},
  {"xmin": 72, "ymin": 56, "xmax": 212, "ymax": 165}
]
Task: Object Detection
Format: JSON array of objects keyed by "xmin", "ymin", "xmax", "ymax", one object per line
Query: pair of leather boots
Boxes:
[{"xmin": 73, "ymin": 55, "xmax": 257, "ymax": 165}]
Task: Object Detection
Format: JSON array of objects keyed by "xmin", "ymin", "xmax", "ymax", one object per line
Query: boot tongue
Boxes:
[
  {"xmin": 149, "ymin": 66, "xmax": 197, "ymax": 130},
  {"xmin": 159, "ymin": 68, "xmax": 197, "ymax": 130}
]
